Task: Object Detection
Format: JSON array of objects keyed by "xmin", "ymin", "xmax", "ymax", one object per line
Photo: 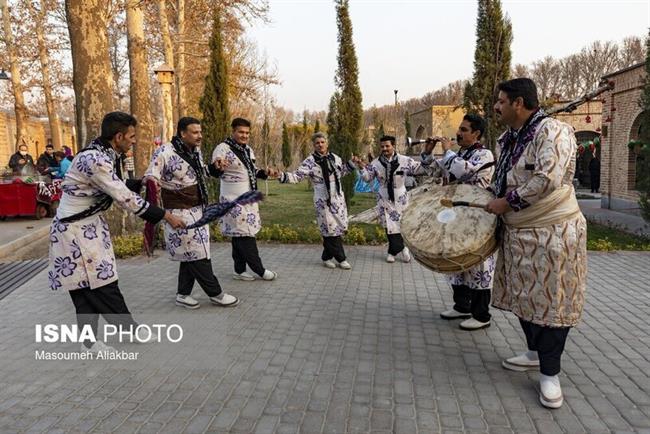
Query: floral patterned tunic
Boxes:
[
  {"xmin": 422, "ymin": 144, "xmax": 497, "ymax": 290},
  {"xmin": 359, "ymin": 154, "xmax": 425, "ymax": 235},
  {"xmin": 144, "ymin": 143, "xmax": 211, "ymax": 261},
  {"xmin": 280, "ymin": 153, "xmax": 354, "ymax": 237},
  {"xmin": 211, "ymin": 142, "xmax": 263, "ymax": 237},
  {"xmin": 49, "ymin": 143, "xmax": 159, "ymax": 291}
]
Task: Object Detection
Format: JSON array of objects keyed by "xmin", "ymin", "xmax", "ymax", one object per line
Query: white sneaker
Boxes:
[
  {"xmin": 539, "ymin": 374, "xmax": 563, "ymax": 409},
  {"xmin": 440, "ymin": 308, "xmax": 471, "ymax": 320},
  {"xmin": 323, "ymin": 259, "xmax": 336, "ymax": 269},
  {"xmin": 338, "ymin": 260, "xmax": 351, "ymax": 270},
  {"xmin": 81, "ymin": 340, "xmax": 115, "ymax": 354},
  {"xmin": 262, "ymin": 270, "xmax": 277, "ymax": 281},
  {"xmin": 399, "ymin": 247, "xmax": 412, "ymax": 263},
  {"xmin": 175, "ymin": 294, "xmax": 200, "ymax": 309},
  {"xmin": 459, "ymin": 318, "xmax": 491, "ymax": 330},
  {"xmin": 209, "ymin": 292, "xmax": 240, "ymax": 307},
  {"xmin": 233, "ymin": 271, "xmax": 256, "ymax": 281},
  {"xmin": 386, "ymin": 254, "xmax": 396, "ymax": 263},
  {"xmin": 502, "ymin": 351, "xmax": 540, "ymax": 371}
]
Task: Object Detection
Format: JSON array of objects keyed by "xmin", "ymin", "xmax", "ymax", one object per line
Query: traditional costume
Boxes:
[
  {"xmin": 49, "ymin": 137, "xmax": 166, "ymax": 350},
  {"xmin": 359, "ymin": 152, "xmax": 425, "ymax": 263},
  {"xmin": 212, "ymin": 137, "xmax": 276, "ymax": 280},
  {"xmin": 421, "ymin": 142, "xmax": 496, "ymax": 329},
  {"xmin": 279, "ymin": 152, "xmax": 355, "ymax": 268},
  {"xmin": 492, "ymin": 109, "xmax": 587, "ymax": 408},
  {"xmin": 145, "ymin": 136, "xmax": 238, "ymax": 308}
]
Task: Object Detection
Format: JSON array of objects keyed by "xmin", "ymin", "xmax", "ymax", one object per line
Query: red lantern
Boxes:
[
  {"xmin": 596, "ymin": 127, "xmax": 601, "ymax": 132},
  {"xmin": 585, "ymin": 115, "xmax": 592, "ymax": 123},
  {"xmin": 578, "ymin": 145, "xmax": 585, "ymax": 154},
  {"xmin": 611, "ymin": 107, "xmax": 617, "ymax": 112},
  {"xmin": 605, "ymin": 116, "xmax": 612, "ymax": 123},
  {"xmin": 589, "ymin": 142, "xmax": 596, "ymax": 152}
]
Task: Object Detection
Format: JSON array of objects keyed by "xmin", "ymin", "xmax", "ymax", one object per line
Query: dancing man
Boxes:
[
  {"xmin": 421, "ymin": 115, "xmax": 496, "ymax": 331},
  {"xmin": 354, "ymin": 135, "xmax": 431, "ymax": 264},
  {"xmin": 278, "ymin": 132, "xmax": 354, "ymax": 269},
  {"xmin": 212, "ymin": 118, "xmax": 277, "ymax": 281},
  {"xmin": 145, "ymin": 117, "xmax": 239, "ymax": 309},
  {"xmin": 485, "ymin": 78, "xmax": 587, "ymax": 409},
  {"xmin": 49, "ymin": 112, "xmax": 185, "ymax": 353}
]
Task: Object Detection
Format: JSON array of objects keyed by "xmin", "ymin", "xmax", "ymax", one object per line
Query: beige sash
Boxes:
[{"xmin": 503, "ymin": 184, "xmax": 582, "ymax": 228}]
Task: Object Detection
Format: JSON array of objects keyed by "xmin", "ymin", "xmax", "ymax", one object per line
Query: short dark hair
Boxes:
[
  {"xmin": 379, "ymin": 135, "xmax": 396, "ymax": 145},
  {"xmin": 497, "ymin": 78, "xmax": 539, "ymax": 110},
  {"xmin": 45, "ymin": 144, "xmax": 54, "ymax": 149},
  {"xmin": 463, "ymin": 114, "xmax": 486, "ymax": 139},
  {"xmin": 231, "ymin": 118, "xmax": 251, "ymax": 129},
  {"xmin": 177, "ymin": 117, "xmax": 201, "ymax": 137},
  {"xmin": 53, "ymin": 151, "xmax": 66, "ymax": 159},
  {"xmin": 100, "ymin": 112, "xmax": 137, "ymax": 141}
]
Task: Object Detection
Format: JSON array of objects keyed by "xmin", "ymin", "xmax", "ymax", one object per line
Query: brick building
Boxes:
[
  {"xmin": 599, "ymin": 62, "xmax": 646, "ymax": 212},
  {"xmin": 408, "ymin": 105, "xmax": 465, "ymax": 156}
]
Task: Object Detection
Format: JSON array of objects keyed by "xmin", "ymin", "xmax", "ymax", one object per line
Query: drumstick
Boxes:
[{"xmin": 440, "ymin": 198, "xmax": 487, "ymax": 209}]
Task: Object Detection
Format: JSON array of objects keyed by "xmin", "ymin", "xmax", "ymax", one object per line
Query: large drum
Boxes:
[{"xmin": 402, "ymin": 184, "xmax": 497, "ymax": 273}]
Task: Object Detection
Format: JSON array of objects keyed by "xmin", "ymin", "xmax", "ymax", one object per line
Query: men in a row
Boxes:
[
  {"xmin": 486, "ymin": 78, "xmax": 587, "ymax": 409},
  {"xmin": 145, "ymin": 117, "xmax": 239, "ymax": 309},
  {"xmin": 422, "ymin": 114, "xmax": 496, "ymax": 331},
  {"xmin": 355, "ymin": 135, "xmax": 430, "ymax": 264},
  {"xmin": 278, "ymin": 132, "xmax": 353, "ymax": 269},
  {"xmin": 212, "ymin": 118, "xmax": 277, "ymax": 281},
  {"xmin": 49, "ymin": 112, "xmax": 186, "ymax": 353}
]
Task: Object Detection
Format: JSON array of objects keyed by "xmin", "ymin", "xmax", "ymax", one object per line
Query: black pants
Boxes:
[
  {"xmin": 232, "ymin": 236, "xmax": 265, "ymax": 276},
  {"xmin": 590, "ymin": 175, "xmax": 600, "ymax": 193},
  {"xmin": 69, "ymin": 281, "xmax": 138, "ymax": 348},
  {"xmin": 322, "ymin": 236, "xmax": 346, "ymax": 262},
  {"xmin": 386, "ymin": 231, "xmax": 405, "ymax": 256},
  {"xmin": 519, "ymin": 318, "xmax": 571, "ymax": 376},
  {"xmin": 452, "ymin": 284, "xmax": 491, "ymax": 323},
  {"xmin": 178, "ymin": 258, "xmax": 222, "ymax": 297}
]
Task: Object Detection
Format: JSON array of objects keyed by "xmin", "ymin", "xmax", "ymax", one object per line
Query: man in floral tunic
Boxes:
[
  {"xmin": 355, "ymin": 135, "xmax": 431, "ymax": 264},
  {"xmin": 145, "ymin": 117, "xmax": 239, "ymax": 309},
  {"xmin": 49, "ymin": 112, "xmax": 185, "ymax": 353},
  {"xmin": 278, "ymin": 132, "xmax": 355, "ymax": 269},
  {"xmin": 212, "ymin": 118, "xmax": 277, "ymax": 281},
  {"xmin": 420, "ymin": 115, "xmax": 496, "ymax": 331},
  {"xmin": 485, "ymin": 78, "xmax": 587, "ymax": 409}
]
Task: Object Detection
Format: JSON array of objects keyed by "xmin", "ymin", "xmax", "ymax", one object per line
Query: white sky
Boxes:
[{"xmin": 247, "ymin": 0, "xmax": 650, "ymax": 112}]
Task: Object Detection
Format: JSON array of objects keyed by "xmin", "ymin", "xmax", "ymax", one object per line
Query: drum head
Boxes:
[{"xmin": 401, "ymin": 184, "xmax": 497, "ymax": 273}]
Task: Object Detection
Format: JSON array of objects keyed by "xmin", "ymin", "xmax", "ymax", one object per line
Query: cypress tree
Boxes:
[
  {"xmin": 637, "ymin": 30, "xmax": 650, "ymax": 222},
  {"xmin": 463, "ymin": 0, "xmax": 512, "ymax": 150},
  {"xmin": 327, "ymin": 0, "xmax": 363, "ymax": 203},
  {"xmin": 261, "ymin": 115, "xmax": 270, "ymax": 167},
  {"xmin": 300, "ymin": 111, "xmax": 310, "ymax": 160},
  {"xmin": 199, "ymin": 8, "xmax": 230, "ymax": 199},
  {"xmin": 314, "ymin": 119, "xmax": 321, "ymax": 133},
  {"xmin": 281, "ymin": 122, "xmax": 292, "ymax": 169}
]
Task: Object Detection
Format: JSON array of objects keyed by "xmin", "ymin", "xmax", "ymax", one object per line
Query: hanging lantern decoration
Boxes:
[
  {"xmin": 577, "ymin": 144, "xmax": 585, "ymax": 155},
  {"xmin": 596, "ymin": 127, "xmax": 601, "ymax": 132},
  {"xmin": 589, "ymin": 142, "xmax": 596, "ymax": 152},
  {"xmin": 593, "ymin": 136, "xmax": 601, "ymax": 148},
  {"xmin": 611, "ymin": 107, "xmax": 617, "ymax": 112},
  {"xmin": 585, "ymin": 115, "xmax": 592, "ymax": 123},
  {"xmin": 605, "ymin": 116, "xmax": 612, "ymax": 123}
]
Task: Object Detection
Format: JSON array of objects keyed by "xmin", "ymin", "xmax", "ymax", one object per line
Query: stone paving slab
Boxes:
[{"xmin": 0, "ymin": 244, "xmax": 649, "ymax": 433}]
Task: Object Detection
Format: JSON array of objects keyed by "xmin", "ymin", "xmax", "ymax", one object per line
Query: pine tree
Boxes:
[
  {"xmin": 373, "ymin": 122, "xmax": 385, "ymax": 156},
  {"xmin": 281, "ymin": 122, "xmax": 292, "ymax": 169},
  {"xmin": 314, "ymin": 119, "xmax": 321, "ymax": 133},
  {"xmin": 463, "ymin": 0, "xmax": 512, "ymax": 150},
  {"xmin": 300, "ymin": 111, "xmax": 310, "ymax": 160},
  {"xmin": 199, "ymin": 8, "xmax": 230, "ymax": 198},
  {"xmin": 404, "ymin": 112, "xmax": 412, "ymax": 138},
  {"xmin": 261, "ymin": 115, "xmax": 270, "ymax": 167},
  {"xmin": 637, "ymin": 30, "xmax": 650, "ymax": 222},
  {"xmin": 327, "ymin": 0, "xmax": 363, "ymax": 203}
]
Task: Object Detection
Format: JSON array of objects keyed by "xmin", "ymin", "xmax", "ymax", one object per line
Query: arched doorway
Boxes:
[
  {"xmin": 415, "ymin": 125, "xmax": 426, "ymax": 140},
  {"xmin": 575, "ymin": 130, "xmax": 600, "ymax": 188},
  {"xmin": 628, "ymin": 111, "xmax": 647, "ymax": 192}
]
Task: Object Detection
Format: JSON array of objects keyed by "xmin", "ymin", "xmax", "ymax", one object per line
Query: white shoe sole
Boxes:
[
  {"xmin": 539, "ymin": 392, "xmax": 563, "ymax": 409},
  {"xmin": 459, "ymin": 321, "xmax": 491, "ymax": 331},
  {"xmin": 323, "ymin": 262, "xmax": 336, "ymax": 269},
  {"xmin": 502, "ymin": 360, "xmax": 540, "ymax": 372},
  {"xmin": 233, "ymin": 274, "xmax": 255, "ymax": 281},
  {"xmin": 175, "ymin": 300, "xmax": 200, "ymax": 309},
  {"xmin": 210, "ymin": 298, "xmax": 240, "ymax": 308}
]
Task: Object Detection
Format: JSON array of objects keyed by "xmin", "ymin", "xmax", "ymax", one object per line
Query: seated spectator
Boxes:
[{"xmin": 8, "ymin": 144, "xmax": 35, "ymax": 174}]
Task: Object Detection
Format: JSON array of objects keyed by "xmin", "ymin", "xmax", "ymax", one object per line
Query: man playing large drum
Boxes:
[
  {"xmin": 421, "ymin": 114, "xmax": 496, "ymax": 331},
  {"xmin": 485, "ymin": 78, "xmax": 587, "ymax": 409}
]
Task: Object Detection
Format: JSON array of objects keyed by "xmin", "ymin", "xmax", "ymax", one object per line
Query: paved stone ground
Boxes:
[{"xmin": 1, "ymin": 244, "xmax": 650, "ymax": 434}]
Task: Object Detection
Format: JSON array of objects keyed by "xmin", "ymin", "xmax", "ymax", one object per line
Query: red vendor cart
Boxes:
[{"xmin": 0, "ymin": 178, "xmax": 62, "ymax": 220}]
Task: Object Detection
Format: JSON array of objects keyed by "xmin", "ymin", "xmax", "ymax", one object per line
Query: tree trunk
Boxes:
[
  {"xmin": 126, "ymin": 0, "xmax": 154, "ymax": 176},
  {"xmin": 65, "ymin": 0, "xmax": 114, "ymax": 149},
  {"xmin": 176, "ymin": 0, "xmax": 186, "ymax": 117},
  {"xmin": 26, "ymin": 0, "xmax": 63, "ymax": 149},
  {"xmin": 158, "ymin": 0, "xmax": 176, "ymax": 121},
  {"xmin": 1, "ymin": 0, "xmax": 29, "ymax": 148}
]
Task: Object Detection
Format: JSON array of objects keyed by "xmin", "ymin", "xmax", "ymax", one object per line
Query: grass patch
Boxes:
[{"xmin": 586, "ymin": 221, "xmax": 650, "ymax": 251}]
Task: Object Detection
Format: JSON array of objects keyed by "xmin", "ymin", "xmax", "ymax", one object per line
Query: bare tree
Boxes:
[
  {"xmin": 529, "ymin": 56, "xmax": 561, "ymax": 102},
  {"xmin": 511, "ymin": 63, "xmax": 529, "ymax": 78},
  {"xmin": 618, "ymin": 36, "xmax": 645, "ymax": 68}
]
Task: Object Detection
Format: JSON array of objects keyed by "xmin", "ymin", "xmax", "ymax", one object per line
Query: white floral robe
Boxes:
[
  {"xmin": 49, "ymin": 148, "xmax": 153, "ymax": 291},
  {"xmin": 280, "ymin": 153, "xmax": 354, "ymax": 236},
  {"xmin": 144, "ymin": 143, "xmax": 210, "ymax": 261},
  {"xmin": 422, "ymin": 145, "xmax": 497, "ymax": 290},
  {"xmin": 359, "ymin": 154, "xmax": 425, "ymax": 235},
  {"xmin": 211, "ymin": 143, "xmax": 262, "ymax": 237}
]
